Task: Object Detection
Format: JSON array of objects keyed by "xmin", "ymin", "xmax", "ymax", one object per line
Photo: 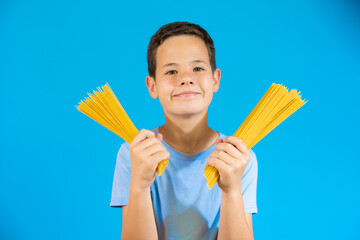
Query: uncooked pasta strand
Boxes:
[
  {"xmin": 76, "ymin": 83, "xmax": 169, "ymax": 176},
  {"xmin": 249, "ymin": 93, "xmax": 307, "ymax": 149},
  {"xmin": 80, "ymin": 99, "xmax": 122, "ymax": 137},
  {"xmin": 204, "ymin": 83, "xmax": 307, "ymax": 189},
  {"xmin": 235, "ymin": 84, "xmax": 286, "ymax": 144},
  {"xmin": 234, "ymin": 83, "xmax": 278, "ymax": 136},
  {"xmin": 241, "ymin": 85, "xmax": 292, "ymax": 145}
]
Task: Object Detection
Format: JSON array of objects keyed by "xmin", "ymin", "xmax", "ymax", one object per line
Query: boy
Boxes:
[{"xmin": 110, "ymin": 21, "xmax": 258, "ymax": 240}]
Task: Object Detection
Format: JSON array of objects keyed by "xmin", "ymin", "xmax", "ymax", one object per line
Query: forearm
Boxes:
[
  {"xmin": 218, "ymin": 190, "xmax": 253, "ymax": 240},
  {"xmin": 121, "ymin": 182, "xmax": 158, "ymax": 240}
]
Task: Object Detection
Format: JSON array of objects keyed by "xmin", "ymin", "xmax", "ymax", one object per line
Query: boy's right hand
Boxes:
[{"xmin": 129, "ymin": 129, "xmax": 170, "ymax": 190}]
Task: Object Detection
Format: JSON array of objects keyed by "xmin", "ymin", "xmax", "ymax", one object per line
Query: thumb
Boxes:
[
  {"xmin": 155, "ymin": 133, "xmax": 163, "ymax": 141},
  {"xmin": 216, "ymin": 138, "xmax": 223, "ymax": 144}
]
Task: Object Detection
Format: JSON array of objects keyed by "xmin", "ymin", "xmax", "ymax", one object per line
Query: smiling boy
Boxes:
[{"xmin": 110, "ymin": 22, "xmax": 258, "ymax": 240}]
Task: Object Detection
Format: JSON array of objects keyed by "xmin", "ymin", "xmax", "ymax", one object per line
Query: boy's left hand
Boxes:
[{"xmin": 206, "ymin": 136, "xmax": 251, "ymax": 194}]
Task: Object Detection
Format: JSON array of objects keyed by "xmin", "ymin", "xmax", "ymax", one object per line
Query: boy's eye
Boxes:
[
  {"xmin": 166, "ymin": 70, "xmax": 177, "ymax": 75},
  {"xmin": 194, "ymin": 67, "xmax": 204, "ymax": 71},
  {"xmin": 165, "ymin": 67, "xmax": 204, "ymax": 75}
]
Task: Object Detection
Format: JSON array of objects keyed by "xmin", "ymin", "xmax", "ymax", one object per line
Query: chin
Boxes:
[{"xmin": 169, "ymin": 105, "xmax": 209, "ymax": 117}]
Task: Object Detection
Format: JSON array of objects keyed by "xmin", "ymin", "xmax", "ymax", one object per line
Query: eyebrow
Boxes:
[{"xmin": 161, "ymin": 59, "xmax": 207, "ymax": 69}]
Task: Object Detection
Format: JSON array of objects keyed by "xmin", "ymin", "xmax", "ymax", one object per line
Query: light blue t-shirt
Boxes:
[{"xmin": 110, "ymin": 126, "xmax": 258, "ymax": 240}]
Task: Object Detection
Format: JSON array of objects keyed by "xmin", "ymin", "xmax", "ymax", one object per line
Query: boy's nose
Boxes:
[
  {"xmin": 180, "ymin": 80, "xmax": 194, "ymax": 85},
  {"xmin": 178, "ymin": 72, "xmax": 195, "ymax": 86}
]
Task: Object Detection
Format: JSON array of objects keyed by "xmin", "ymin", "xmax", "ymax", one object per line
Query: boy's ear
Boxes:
[
  {"xmin": 146, "ymin": 75, "xmax": 159, "ymax": 99},
  {"xmin": 212, "ymin": 68, "xmax": 221, "ymax": 93}
]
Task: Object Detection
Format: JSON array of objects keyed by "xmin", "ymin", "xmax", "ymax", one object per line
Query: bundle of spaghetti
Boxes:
[
  {"xmin": 204, "ymin": 83, "xmax": 308, "ymax": 189},
  {"xmin": 76, "ymin": 83, "xmax": 169, "ymax": 176}
]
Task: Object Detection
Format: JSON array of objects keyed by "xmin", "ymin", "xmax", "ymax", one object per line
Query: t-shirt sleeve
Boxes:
[
  {"xmin": 241, "ymin": 149, "xmax": 258, "ymax": 214},
  {"xmin": 110, "ymin": 141, "xmax": 131, "ymax": 208}
]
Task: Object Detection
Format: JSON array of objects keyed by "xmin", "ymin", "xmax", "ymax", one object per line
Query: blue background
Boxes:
[{"xmin": 1, "ymin": 0, "xmax": 359, "ymax": 239}]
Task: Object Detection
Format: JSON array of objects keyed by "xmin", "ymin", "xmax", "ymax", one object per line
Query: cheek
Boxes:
[
  {"xmin": 204, "ymin": 91, "xmax": 214, "ymax": 105},
  {"xmin": 202, "ymin": 79, "xmax": 215, "ymax": 95},
  {"xmin": 202, "ymin": 81, "xmax": 216, "ymax": 104},
  {"xmin": 157, "ymin": 85, "xmax": 172, "ymax": 103}
]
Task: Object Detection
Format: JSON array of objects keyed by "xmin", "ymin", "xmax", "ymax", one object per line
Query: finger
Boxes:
[
  {"xmin": 215, "ymin": 138, "xmax": 223, "ymax": 144},
  {"xmin": 150, "ymin": 150, "xmax": 170, "ymax": 165},
  {"xmin": 216, "ymin": 142, "xmax": 242, "ymax": 159},
  {"xmin": 130, "ymin": 129, "xmax": 155, "ymax": 147},
  {"xmin": 224, "ymin": 136, "xmax": 250, "ymax": 157},
  {"xmin": 155, "ymin": 133, "xmax": 163, "ymax": 141},
  {"xmin": 207, "ymin": 156, "xmax": 232, "ymax": 175},
  {"xmin": 144, "ymin": 142, "xmax": 167, "ymax": 156},
  {"xmin": 210, "ymin": 150, "xmax": 235, "ymax": 166},
  {"xmin": 136, "ymin": 137, "xmax": 165, "ymax": 154}
]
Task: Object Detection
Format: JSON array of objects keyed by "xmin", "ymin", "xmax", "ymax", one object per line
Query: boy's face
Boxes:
[{"xmin": 146, "ymin": 35, "xmax": 221, "ymax": 117}]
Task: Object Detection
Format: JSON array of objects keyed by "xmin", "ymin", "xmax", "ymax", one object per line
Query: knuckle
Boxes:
[
  {"xmin": 153, "ymin": 143, "xmax": 158, "ymax": 149},
  {"xmin": 235, "ymin": 162, "xmax": 242, "ymax": 169},
  {"xmin": 150, "ymin": 143, "xmax": 160, "ymax": 151},
  {"xmin": 227, "ymin": 136, "xmax": 236, "ymax": 142},
  {"xmin": 155, "ymin": 152, "xmax": 166, "ymax": 161},
  {"xmin": 244, "ymin": 143, "xmax": 249, "ymax": 150},
  {"xmin": 132, "ymin": 145, "xmax": 138, "ymax": 153},
  {"xmin": 225, "ymin": 144, "xmax": 232, "ymax": 152},
  {"xmin": 212, "ymin": 159, "xmax": 217, "ymax": 167},
  {"xmin": 234, "ymin": 136, "xmax": 243, "ymax": 143},
  {"xmin": 157, "ymin": 144, "xmax": 165, "ymax": 152},
  {"xmin": 140, "ymin": 129, "xmax": 154, "ymax": 136},
  {"xmin": 219, "ymin": 151, "xmax": 226, "ymax": 158},
  {"xmin": 241, "ymin": 159, "xmax": 247, "ymax": 165},
  {"xmin": 152, "ymin": 152, "xmax": 160, "ymax": 160}
]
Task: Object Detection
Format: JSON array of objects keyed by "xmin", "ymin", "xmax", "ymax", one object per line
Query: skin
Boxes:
[
  {"xmin": 121, "ymin": 35, "xmax": 254, "ymax": 240},
  {"xmin": 146, "ymin": 34, "xmax": 221, "ymax": 155}
]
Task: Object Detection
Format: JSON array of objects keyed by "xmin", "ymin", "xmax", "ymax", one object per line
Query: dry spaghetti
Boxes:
[
  {"xmin": 204, "ymin": 83, "xmax": 308, "ymax": 189},
  {"xmin": 76, "ymin": 83, "xmax": 169, "ymax": 176}
]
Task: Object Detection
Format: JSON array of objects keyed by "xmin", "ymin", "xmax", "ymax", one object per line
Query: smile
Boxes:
[{"xmin": 173, "ymin": 93, "xmax": 201, "ymax": 98}]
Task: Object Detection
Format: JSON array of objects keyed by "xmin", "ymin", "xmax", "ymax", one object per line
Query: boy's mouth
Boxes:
[{"xmin": 173, "ymin": 91, "xmax": 201, "ymax": 98}]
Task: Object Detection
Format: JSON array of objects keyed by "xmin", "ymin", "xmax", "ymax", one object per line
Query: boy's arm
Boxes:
[
  {"xmin": 218, "ymin": 190, "xmax": 254, "ymax": 240},
  {"xmin": 121, "ymin": 130, "xmax": 168, "ymax": 240},
  {"xmin": 206, "ymin": 136, "xmax": 256, "ymax": 240},
  {"xmin": 121, "ymin": 184, "xmax": 158, "ymax": 240},
  {"xmin": 246, "ymin": 213, "xmax": 253, "ymax": 234}
]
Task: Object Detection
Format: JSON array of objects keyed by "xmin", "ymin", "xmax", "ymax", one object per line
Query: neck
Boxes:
[{"xmin": 159, "ymin": 110, "xmax": 219, "ymax": 154}]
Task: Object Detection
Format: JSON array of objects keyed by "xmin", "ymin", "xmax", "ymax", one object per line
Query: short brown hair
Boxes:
[{"xmin": 147, "ymin": 21, "xmax": 216, "ymax": 80}]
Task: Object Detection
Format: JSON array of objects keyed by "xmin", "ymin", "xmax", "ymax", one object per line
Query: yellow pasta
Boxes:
[
  {"xmin": 204, "ymin": 83, "xmax": 308, "ymax": 189},
  {"xmin": 76, "ymin": 83, "xmax": 169, "ymax": 176}
]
